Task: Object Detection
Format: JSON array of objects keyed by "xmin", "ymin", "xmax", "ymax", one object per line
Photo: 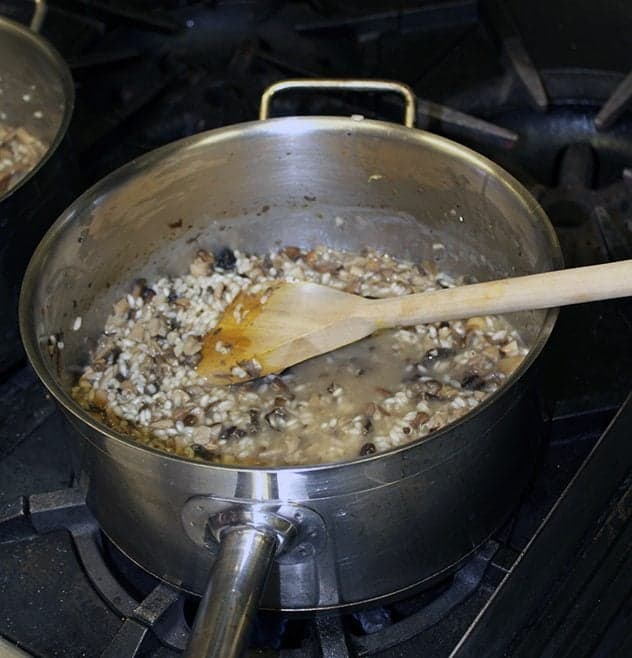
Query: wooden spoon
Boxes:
[{"xmin": 197, "ymin": 259, "xmax": 632, "ymax": 384}]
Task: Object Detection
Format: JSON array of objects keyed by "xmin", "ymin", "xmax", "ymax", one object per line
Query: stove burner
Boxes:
[
  {"xmin": 448, "ymin": 69, "xmax": 632, "ymax": 188},
  {"xmin": 0, "ymin": 488, "xmax": 500, "ymax": 657}
]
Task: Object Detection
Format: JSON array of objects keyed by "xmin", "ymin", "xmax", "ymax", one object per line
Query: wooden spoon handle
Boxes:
[{"xmin": 365, "ymin": 259, "xmax": 632, "ymax": 328}]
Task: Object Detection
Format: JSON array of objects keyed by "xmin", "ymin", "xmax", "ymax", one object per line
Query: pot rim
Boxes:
[
  {"xmin": 19, "ymin": 115, "xmax": 563, "ymax": 475},
  {"xmin": 0, "ymin": 15, "xmax": 75, "ymax": 204}
]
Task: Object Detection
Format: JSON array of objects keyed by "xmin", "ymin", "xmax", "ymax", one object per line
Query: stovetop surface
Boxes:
[{"xmin": 0, "ymin": 1, "xmax": 631, "ymax": 657}]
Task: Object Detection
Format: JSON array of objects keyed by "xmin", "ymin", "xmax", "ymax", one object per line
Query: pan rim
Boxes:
[{"xmin": 19, "ymin": 115, "xmax": 563, "ymax": 475}]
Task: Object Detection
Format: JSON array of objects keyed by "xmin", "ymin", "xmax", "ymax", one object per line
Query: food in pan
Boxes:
[
  {"xmin": 71, "ymin": 244, "xmax": 527, "ymax": 466},
  {"xmin": 0, "ymin": 123, "xmax": 47, "ymax": 194}
]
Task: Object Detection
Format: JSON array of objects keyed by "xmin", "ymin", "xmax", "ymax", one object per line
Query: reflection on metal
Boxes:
[
  {"xmin": 481, "ymin": 0, "xmax": 548, "ymax": 112},
  {"xmin": 595, "ymin": 69, "xmax": 632, "ymax": 131}
]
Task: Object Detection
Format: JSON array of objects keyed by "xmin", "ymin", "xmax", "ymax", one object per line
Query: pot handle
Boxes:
[
  {"xmin": 30, "ymin": 0, "xmax": 47, "ymax": 33},
  {"xmin": 183, "ymin": 525, "xmax": 278, "ymax": 658},
  {"xmin": 182, "ymin": 502, "xmax": 310, "ymax": 658},
  {"xmin": 259, "ymin": 78, "xmax": 417, "ymax": 128}
]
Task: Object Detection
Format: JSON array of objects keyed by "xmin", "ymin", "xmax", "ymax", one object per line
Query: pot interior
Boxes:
[{"xmin": 20, "ymin": 117, "xmax": 562, "ymax": 446}]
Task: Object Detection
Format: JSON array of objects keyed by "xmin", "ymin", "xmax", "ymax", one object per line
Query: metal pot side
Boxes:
[
  {"xmin": 0, "ymin": 15, "xmax": 75, "ymax": 371},
  {"xmin": 19, "ymin": 116, "xmax": 562, "ymax": 610}
]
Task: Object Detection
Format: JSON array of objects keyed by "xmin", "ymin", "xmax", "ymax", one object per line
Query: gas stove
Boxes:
[{"xmin": 0, "ymin": 2, "xmax": 631, "ymax": 657}]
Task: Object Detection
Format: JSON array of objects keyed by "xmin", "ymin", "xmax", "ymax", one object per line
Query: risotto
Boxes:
[
  {"xmin": 71, "ymin": 244, "xmax": 527, "ymax": 466},
  {"xmin": 0, "ymin": 123, "xmax": 47, "ymax": 195}
]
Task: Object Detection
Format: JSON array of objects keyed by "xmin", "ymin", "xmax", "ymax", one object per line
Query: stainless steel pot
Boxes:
[
  {"xmin": 0, "ymin": 11, "xmax": 75, "ymax": 372},
  {"xmin": 19, "ymin": 80, "xmax": 562, "ymax": 657}
]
